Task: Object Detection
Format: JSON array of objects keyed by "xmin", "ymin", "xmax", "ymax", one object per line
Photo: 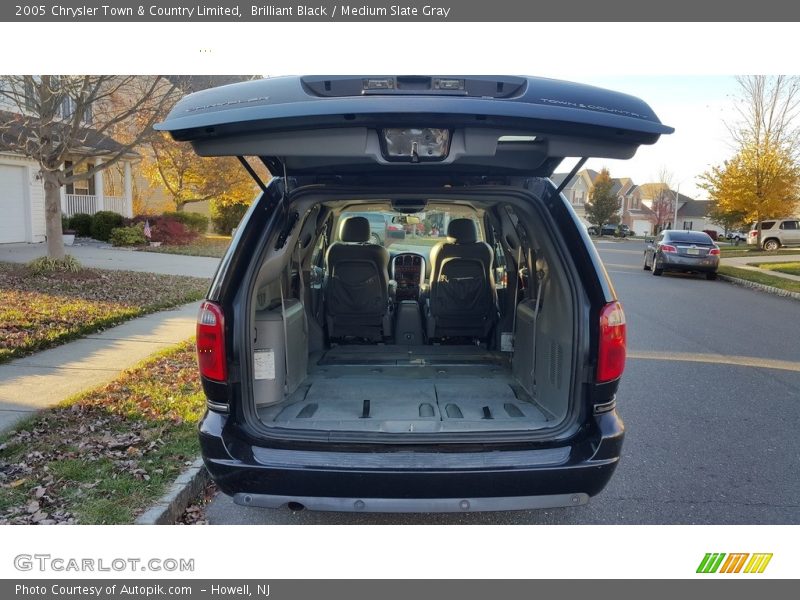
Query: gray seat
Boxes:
[
  {"xmin": 325, "ymin": 216, "xmax": 392, "ymax": 341},
  {"xmin": 425, "ymin": 218, "xmax": 497, "ymax": 339}
]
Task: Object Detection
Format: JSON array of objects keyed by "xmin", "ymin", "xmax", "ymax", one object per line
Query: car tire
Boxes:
[
  {"xmin": 643, "ymin": 254, "xmax": 651, "ymax": 271},
  {"xmin": 706, "ymin": 272, "xmax": 718, "ymax": 280},
  {"xmin": 370, "ymin": 233, "xmax": 382, "ymax": 245},
  {"xmin": 763, "ymin": 238, "xmax": 780, "ymax": 251},
  {"xmin": 652, "ymin": 260, "xmax": 663, "ymax": 276}
]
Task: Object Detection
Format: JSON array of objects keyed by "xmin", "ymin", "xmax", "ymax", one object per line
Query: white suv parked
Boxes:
[{"xmin": 746, "ymin": 218, "xmax": 800, "ymax": 250}]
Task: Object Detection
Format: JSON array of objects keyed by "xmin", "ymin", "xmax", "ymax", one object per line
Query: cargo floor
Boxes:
[{"xmin": 256, "ymin": 345, "xmax": 554, "ymax": 433}]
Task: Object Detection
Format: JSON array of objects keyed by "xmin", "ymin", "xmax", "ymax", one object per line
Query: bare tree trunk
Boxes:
[{"xmin": 43, "ymin": 170, "xmax": 65, "ymax": 260}]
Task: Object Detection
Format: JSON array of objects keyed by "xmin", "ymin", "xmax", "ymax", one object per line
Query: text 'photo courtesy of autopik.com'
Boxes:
[{"xmin": 1, "ymin": 0, "xmax": 800, "ymax": 594}]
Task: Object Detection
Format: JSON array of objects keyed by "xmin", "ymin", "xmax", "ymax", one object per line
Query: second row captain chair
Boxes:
[
  {"xmin": 425, "ymin": 218, "xmax": 498, "ymax": 340},
  {"xmin": 324, "ymin": 216, "xmax": 394, "ymax": 341}
]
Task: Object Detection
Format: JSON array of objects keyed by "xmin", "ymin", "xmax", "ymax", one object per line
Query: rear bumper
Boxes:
[
  {"xmin": 661, "ymin": 254, "xmax": 719, "ymax": 272},
  {"xmin": 199, "ymin": 410, "xmax": 625, "ymax": 512},
  {"xmin": 233, "ymin": 492, "xmax": 589, "ymax": 512}
]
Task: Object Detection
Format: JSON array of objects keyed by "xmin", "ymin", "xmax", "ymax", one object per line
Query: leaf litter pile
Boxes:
[
  {"xmin": 0, "ymin": 262, "xmax": 209, "ymax": 363},
  {"xmin": 0, "ymin": 340, "xmax": 206, "ymax": 524}
]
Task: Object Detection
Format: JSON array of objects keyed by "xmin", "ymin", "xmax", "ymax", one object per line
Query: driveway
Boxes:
[{"xmin": 0, "ymin": 243, "xmax": 220, "ymax": 278}]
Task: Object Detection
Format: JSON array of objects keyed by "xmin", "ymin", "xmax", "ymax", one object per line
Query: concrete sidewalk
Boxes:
[
  {"xmin": 0, "ymin": 243, "xmax": 219, "ymax": 278},
  {"xmin": 0, "ymin": 301, "xmax": 200, "ymax": 434},
  {"xmin": 722, "ymin": 253, "xmax": 800, "ymax": 282}
]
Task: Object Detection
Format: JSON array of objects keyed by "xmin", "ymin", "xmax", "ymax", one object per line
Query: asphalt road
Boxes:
[{"xmin": 206, "ymin": 239, "xmax": 800, "ymax": 524}]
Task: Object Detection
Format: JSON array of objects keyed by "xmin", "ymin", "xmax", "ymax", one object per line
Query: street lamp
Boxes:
[{"xmin": 673, "ymin": 183, "xmax": 680, "ymax": 230}]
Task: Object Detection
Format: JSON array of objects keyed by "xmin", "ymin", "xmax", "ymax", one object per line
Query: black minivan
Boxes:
[{"xmin": 157, "ymin": 76, "xmax": 673, "ymax": 512}]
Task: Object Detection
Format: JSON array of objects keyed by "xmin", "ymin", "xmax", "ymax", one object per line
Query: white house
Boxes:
[{"xmin": 0, "ymin": 106, "xmax": 135, "ymax": 244}]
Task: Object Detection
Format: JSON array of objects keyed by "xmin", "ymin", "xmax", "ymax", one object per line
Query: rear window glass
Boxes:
[
  {"xmin": 336, "ymin": 208, "xmax": 483, "ymax": 260},
  {"xmin": 667, "ymin": 232, "xmax": 713, "ymax": 244},
  {"xmin": 755, "ymin": 221, "xmax": 776, "ymax": 230}
]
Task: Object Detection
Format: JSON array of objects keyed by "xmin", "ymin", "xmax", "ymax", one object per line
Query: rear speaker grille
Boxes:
[{"xmin": 549, "ymin": 341, "xmax": 563, "ymax": 389}]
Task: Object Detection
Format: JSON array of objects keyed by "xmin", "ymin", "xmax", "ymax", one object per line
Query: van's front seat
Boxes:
[
  {"xmin": 425, "ymin": 218, "xmax": 497, "ymax": 339},
  {"xmin": 325, "ymin": 216, "xmax": 392, "ymax": 341}
]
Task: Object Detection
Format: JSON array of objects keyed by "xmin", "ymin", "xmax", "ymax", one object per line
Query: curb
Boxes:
[
  {"xmin": 135, "ymin": 458, "xmax": 209, "ymax": 525},
  {"xmin": 718, "ymin": 274, "xmax": 800, "ymax": 302}
]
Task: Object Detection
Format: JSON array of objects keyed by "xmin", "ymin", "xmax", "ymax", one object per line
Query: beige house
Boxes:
[{"xmin": 551, "ymin": 169, "xmax": 718, "ymax": 236}]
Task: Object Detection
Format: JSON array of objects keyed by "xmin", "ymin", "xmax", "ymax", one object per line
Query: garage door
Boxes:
[
  {"xmin": 632, "ymin": 219, "xmax": 651, "ymax": 237},
  {"xmin": 0, "ymin": 165, "xmax": 28, "ymax": 243}
]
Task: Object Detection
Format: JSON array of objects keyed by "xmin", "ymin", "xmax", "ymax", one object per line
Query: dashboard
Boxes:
[{"xmin": 391, "ymin": 253, "xmax": 426, "ymax": 301}]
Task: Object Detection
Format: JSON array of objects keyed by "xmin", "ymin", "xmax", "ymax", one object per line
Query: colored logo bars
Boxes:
[{"xmin": 696, "ymin": 553, "xmax": 773, "ymax": 574}]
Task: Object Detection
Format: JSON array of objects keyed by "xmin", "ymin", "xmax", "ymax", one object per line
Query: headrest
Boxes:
[
  {"xmin": 447, "ymin": 218, "xmax": 478, "ymax": 244},
  {"xmin": 340, "ymin": 216, "xmax": 371, "ymax": 243}
]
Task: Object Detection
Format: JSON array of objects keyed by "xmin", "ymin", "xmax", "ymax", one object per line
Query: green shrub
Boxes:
[
  {"xmin": 210, "ymin": 201, "xmax": 249, "ymax": 235},
  {"xmin": 163, "ymin": 211, "xmax": 209, "ymax": 234},
  {"xmin": 61, "ymin": 215, "xmax": 71, "ymax": 233},
  {"xmin": 109, "ymin": 224, "xmax": 147, "ymax": 247},
  {"xmin": 28, "ymin": 255, "xmax": 82, "ymax": 275},
  {"xmin": 68, "ymin": 213, "xmax": 94, "ymax": 237},
  {"xmin": 90, "ymin": 211, "xmax": 125, "ymax": 241}
]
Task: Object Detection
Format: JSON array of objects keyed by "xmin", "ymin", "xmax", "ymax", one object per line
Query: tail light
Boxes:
[
  {"xmin": 749, "ymin": 231, "xmax": 758, "ymax": 237},
  {"xmin": 709, "ymin": 247, "xmax": 721, "ymax": 256},
  {"xmin": 597, "ymin": 301, "xmax": 626, "ymax": 383},
  {"xmin": 196, "ymin": 301, "xmax": 227, "ymax": 382},
  {"xmin": 660, "ymin": 244, "xmax": 677, "ymax": 253}
]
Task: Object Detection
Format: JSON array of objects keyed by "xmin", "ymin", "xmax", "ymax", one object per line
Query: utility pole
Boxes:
[{"xmin": 673, "ymin": 184, "xmax": 680, "ymax": 230}]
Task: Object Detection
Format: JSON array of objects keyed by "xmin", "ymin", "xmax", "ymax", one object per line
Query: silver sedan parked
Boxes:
[{"xmin": 643, "ymin": 230, "xmax": 720, "ymax": 280}]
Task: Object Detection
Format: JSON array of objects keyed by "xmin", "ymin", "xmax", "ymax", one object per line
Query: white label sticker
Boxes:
[
  {"xmin": 500, "ymin": 332, "xmax": 514, "ymax": 352},
  {"xmin": 254, "ymin": 349, "xmax": 276, "ymax": 380}
]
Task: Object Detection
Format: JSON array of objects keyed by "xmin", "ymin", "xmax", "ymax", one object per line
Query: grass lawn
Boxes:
[
  {"xmin": 0, "ymin": 262, "xmax": 209, "ymax": 364},
  {"xmin": 749, "ymin": 261, "xmax": 800, "ymax": 277},
  {"xmin": 718, "ymin": 246, "xmax": 799, "ymax": 258},
  {"xmin": 0, "ymin": 341, "xmax": 204, "ymax": 524},
  {"xmin": 718, "ymin": 266, "xmax": 800, "ymax": 294},
  {"xmin": 139, "ymin": 235, "xmax": 232, "ymax": 258}
]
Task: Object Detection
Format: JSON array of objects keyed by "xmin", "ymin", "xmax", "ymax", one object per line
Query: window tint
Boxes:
[
  {"xmin": 780, "ymin": 220, "xmax": 798, "ymax": 230},
  {"xmin": 667, "ymin": 231, "xmax": 713, "ymax": 244},
  {"xmin": 758, "ymin": 221, "xmax": 776, "ymax": 230}
]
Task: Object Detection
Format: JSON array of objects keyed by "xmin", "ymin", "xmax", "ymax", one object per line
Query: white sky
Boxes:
[{"xmin": 577, "ymin": 76, "xmax": 742, "ymax": 199}]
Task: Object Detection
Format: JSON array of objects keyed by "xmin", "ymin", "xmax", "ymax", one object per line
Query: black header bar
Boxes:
[{"xmin": 3, "ymin": 1, "xmax": 800, "ymax": 22}]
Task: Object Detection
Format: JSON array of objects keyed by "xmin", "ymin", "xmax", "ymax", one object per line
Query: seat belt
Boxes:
[
  {"xmin": 501, "ymin": 245, "xmax": 523, "ymax": 353},
  {"xmin": 278, "ymin": 273, "xmax": 291, "ymax": 393},
  {"xmin": 294, "ymin": 244, "xmax": 309, "ymax": 337},
  {"xmin": 530, "ymin": 252, "xmax": 545, "ymax": 389}
]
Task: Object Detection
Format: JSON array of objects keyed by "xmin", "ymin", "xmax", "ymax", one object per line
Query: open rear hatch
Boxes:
[
  {"xmin": 156, "ymin": 75, "xmax": 673, "ymax": 178},
  {"xmin": 160, "ymin": 76, "xmax": 671, "ymax": 441}
]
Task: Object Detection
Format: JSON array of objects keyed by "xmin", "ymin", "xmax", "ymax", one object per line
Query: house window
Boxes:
[
  {"xmin": 682, "ymin": 221, "xmax": 693, "ymax": 230},
  {"xmin": 23, "ymin": 79, "xmax": 36, "ymax": 111},
  {"xmin": 64, "ymin": 161, "xmax": 95, "ymax": 196},
  {"xmin": 61, "ymin": 96, "xmax": 76, "ymax": 119}
]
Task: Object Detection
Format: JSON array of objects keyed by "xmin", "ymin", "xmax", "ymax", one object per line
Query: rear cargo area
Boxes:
[{"xmin": 256, "ymin": 346, "xmax": 554, "ymax": 433}]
